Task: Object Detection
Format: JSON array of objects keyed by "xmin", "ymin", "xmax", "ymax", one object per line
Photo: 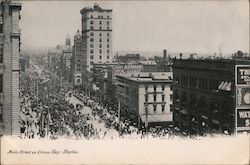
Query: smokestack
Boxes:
[{"xmin": 163, "ymin": 49, "xmax": 167, "ymax": 61}]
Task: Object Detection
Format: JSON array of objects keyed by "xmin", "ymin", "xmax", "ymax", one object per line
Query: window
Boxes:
[
  {"xmin": 162, "ymin": 95, "xmax": 165, "ymax": 102},
  {"xmin": 90, "ymin": 55, "xmax": 94, "ymax": 59},
  {"xmin": 145, "ymin": 94, "xmax": 148, "ymax": 102},
  {"xmin": 154, "ymin": 85, "xmax": 156, "ymax": 92},
  {"xmin": 153, "ymin": 94, "xmax": 157, "ymax": 102},
  {"xmin": 162, "ymin": 105, "xmax": 165, "ymax": 112},
  {"xmin": 0, "ymin": 105, "xmax": 2, "ymax": 123},
  {"xmin": 99, "ymin": 49, "xmax": 102, "ymax": 54},
  {"xmin": 90, "ymin": 44, "xmax": 94, "ymax": 48},
  {"xmin": 99, "ymin": 38, "xmax": 102, "ymax": 42},
  {"xmin": 107, "ymin": 26, "xmax": 110, "ymax": 30},
  {"xmin": 90, "ymin": 26, "xmax": 93, "ymax": 30},
  {"xmin": 0, "ymin": 24, "xmax": 2, "ymax": 33},
  {"xmin": 99, "ymin": 21, "xmax": 102, "ymax": 25},
  {"xmin": 107, "ymin": 21, "xmax": 109, "ymax": 25},
  {"xmin": 107, "ymin": 33, "xmax": 109, "ymax": 37},
  {"xmin": 99, "ymin": 55, "xmax": 102, "ymax": 59},
  {"xmin": 99, "ymin": 44, "xmax": 102, "ymax": 48},
  {"xmin": 90, "ymin": 20, "xmax": 94, "ymax": 24},
  {"xmin": 107, "ymin": 44, "xmax": 109, "ymax": 48},
  {"xmin": 90, "ymin": 50, "xmax": 94, "ymax": 53},
  {"xmin": 145, "ymin": 86, "xmax": 148, "ymax": 92},
  {"xmin": 0, "ymin": 74, "xmax": 3, "ymax": 93},
  {"xmin": 107, "ymin": 38, "xmax": 109, "ymax": 42},
  {"xmin": 107, "ymin": 56, "xmax": 109, "ymax": 59},
  {"xmin": 90, "ymin": 32, "xmax": 94, "ymax": 36},
  {"xmin": 107, "ymin": 16, "xmax": 110, "ymax": 18},
  {"xmin": 153, "ymin": 105, "xmax": 157, "ymax": 112},
  {"xmin": 90, "ymin": 61, "xmax": 94, "ymax": 65},
  {"xmin": 90, "ymin": 15, "xmax": 93, "ymax": 18},
  {"xmin": 190, "ymin": 76, "xmax": 198, "ymax": 88},
  {"xmin": 107, "ymin": 50, "xmax": 110, "ymax": 54},
  {"xmin": 99, "ymin": 33, "xmax": 102, "ymax": 37},
  {"xmin": 0, "ymin": 44, "xmax": 3, "ymax": 63},
  {"xmin": 162, "ymin": 85, "xmax": 165, "ymax": 91},
  {"xmin": 99, "ymin": 26, "xmax": 102, "ymax": 30}
]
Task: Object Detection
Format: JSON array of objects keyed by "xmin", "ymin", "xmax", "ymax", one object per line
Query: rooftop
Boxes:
[
  {"xmin": 80, "ymin": 3, "xmax": 112, "ymax": 14},
  {"xmin": 117, "ymin": 72, "xmax": 173, "ymax": 83}
]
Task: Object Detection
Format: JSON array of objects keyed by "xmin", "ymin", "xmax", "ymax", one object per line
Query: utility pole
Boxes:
[
  {"xmin": 145, "ymin": 105, "xmax": 149, "ymax": 138},
  {"xmin": 118, "ymin": 99, "xmax": 121, "ymax": 136}
]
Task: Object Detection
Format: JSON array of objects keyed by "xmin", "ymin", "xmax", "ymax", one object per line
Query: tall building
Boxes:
[
  {"xmin": 0, "ymin": 0, "xmax": 22, "ymax": 136},
  {"xmin": 172, "ymin": 58, "xmax": 250, "ymax": 136},
  {"xmin": 80, "ymin": 3, "xmax": 112, "ymax": 72},
  {"xmin": 72, "ymin": 30, "xmax": 83, "ymax": 87}
]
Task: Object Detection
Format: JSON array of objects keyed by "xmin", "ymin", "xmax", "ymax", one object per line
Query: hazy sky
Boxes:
[{"xmin": 20, "ymin": 0, "xmax": 249, "ymax": 54}]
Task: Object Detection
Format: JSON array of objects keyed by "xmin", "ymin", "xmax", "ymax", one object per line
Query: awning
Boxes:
[
  {"xmin": 201, "ymin": 115, "xmax": 208, "ymax": 119},
  {"xmin": 140, "ymin": 113, "xmax": 172, "ymax": 123},
  {"xmin": 212, "ymin": 119, "xmax": 219, "ymax": 124},
  {"xmin": 180, "ymin": 110, "xmax": 188, "ymax": 115}
]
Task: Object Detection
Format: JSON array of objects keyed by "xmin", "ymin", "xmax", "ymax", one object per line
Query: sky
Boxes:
[{"xmin": 20, "ymin": 0, "xmax": 249, "ymax": 55}]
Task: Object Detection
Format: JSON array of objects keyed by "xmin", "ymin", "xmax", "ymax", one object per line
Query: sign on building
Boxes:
[
  {"xmin": 236, "ymin": 65, "xmax": 250, "ymax": 85},
  {"xmin": 235, "ymin": 65, "xmax": 250, "ymax": 133},
  {"xmin": 236, "ymin": 108, "xmax": 250, "ymax": 131}
]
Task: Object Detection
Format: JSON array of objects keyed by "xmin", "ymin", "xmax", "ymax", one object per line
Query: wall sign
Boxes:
[{"xmin": 235, "ymin": 65, "xmax": 250, "ymax": 133}]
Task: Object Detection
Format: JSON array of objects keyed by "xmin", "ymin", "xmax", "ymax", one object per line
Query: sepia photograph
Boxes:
[{"xmin": 0, "ymin": 0, "xmax": 249, "ymax": 164}]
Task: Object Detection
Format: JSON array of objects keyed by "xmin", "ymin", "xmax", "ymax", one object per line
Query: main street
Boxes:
[{"xmin": 20, "ymin": 59, "xmax": 184, "ymax": 140}]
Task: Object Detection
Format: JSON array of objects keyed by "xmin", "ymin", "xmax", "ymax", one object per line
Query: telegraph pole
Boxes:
[
  {"xmin": 145, "ymin": 105, "xmax": 149, "ymax": 138},
  {"xmin": 118, "ymin": 99, "xmax": 121, "ymax": 136}
]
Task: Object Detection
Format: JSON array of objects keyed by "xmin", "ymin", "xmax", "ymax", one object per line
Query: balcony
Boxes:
[{"xmin": 11, "ymin": 30, "xmax": 21, "ymax": 37}]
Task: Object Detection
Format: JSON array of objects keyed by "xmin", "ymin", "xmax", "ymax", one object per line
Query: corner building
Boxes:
[
  {"xmin": 172, "ymin": 58, "xmax": 250, "ymax": 136},
  {"xmin": 80, "ymin": 3, "xmax": 112, "ymax": 72},
  {"xmin": 116, "ymin": 72, "xmax": 173, "ymax": 127},
  {"xmin": 0, "ymin": 0, "xmax": 21, "ymax": 136}
]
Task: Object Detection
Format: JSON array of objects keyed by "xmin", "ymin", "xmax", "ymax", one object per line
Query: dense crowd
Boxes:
[{"xmin": 20, "ymin": 64, "xmax": 178, "ymax": 140}]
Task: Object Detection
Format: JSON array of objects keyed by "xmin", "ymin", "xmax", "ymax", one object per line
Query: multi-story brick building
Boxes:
[
  {"xmin": 172, "ymin": 58, "xmax": 250, "ymax": 136},
  {"xmin": 0, "ymin": 0, "xmax": 21, "ymax": 136},
  {"xmin": 72, "ymin": 30, "xmax": 83, "ymax": 87},
  {"xmin": 80, "ymin": 3, "xmax": 112, "ymax": 72},
  {"xmin": 116, "ymin": 72, "xmax": 173, "ymax": 127}
]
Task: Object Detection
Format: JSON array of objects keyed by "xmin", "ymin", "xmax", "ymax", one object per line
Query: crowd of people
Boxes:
[
  {"xmin": 20, "ymin": 63, "xmax": 180, "ymax": 140},
  {"xmin": 72, "ymin": 90, "xmax": 178, "ymax": 139}
]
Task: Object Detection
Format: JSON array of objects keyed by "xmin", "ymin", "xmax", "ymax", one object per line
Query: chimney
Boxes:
[{"xmin": 163, "ymin": 49, "xmax": 167, "ymax": 61}]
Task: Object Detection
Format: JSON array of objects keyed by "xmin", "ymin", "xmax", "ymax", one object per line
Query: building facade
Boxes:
[
  {"xmin": 80, "ymin": 3, "xmax": 112, "ymax": 72},
  {"xmin": 0, "ymin": 0, "xmax": 21, "ymax": 136},
  {"xmin": 172, "ymin": 58, "xmax": 250, "ymax": 136},
  {"xmin": 72, "ymin": 30, "xmax": 83, "ymax": 87},
  {"xmin": 116, "ymin": 72, "xmax": 173, "ymax": 127},
  {"xmin": 47, "ymin": 37, "xmax": 72, "ymax": 82}
]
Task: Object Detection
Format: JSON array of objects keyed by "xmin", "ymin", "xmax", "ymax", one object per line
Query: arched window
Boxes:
[
  {"xmin": 181, "ymin": 92, "xmax": 187, "ymax": 103},
  {"xmin": 198, "ymin": 96, "xmax": 207, "ymax": 108},
  {"xmin": 190, "ymin": 93, "xmax": 197, "ymax": 107}
]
